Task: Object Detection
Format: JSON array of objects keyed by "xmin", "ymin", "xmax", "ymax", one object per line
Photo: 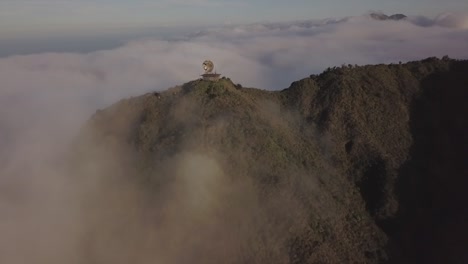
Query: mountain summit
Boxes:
[
  {"xmin": 74, "ymin": 57, "xmax": 467, "ymax": 264},
  {"xmin": 369, "ymin": 12, "xmax": 407, "ymax": 21}
]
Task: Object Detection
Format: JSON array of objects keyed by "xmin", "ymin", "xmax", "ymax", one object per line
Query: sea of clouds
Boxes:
[
  {"xmin": 0, "ymin": 12, "xmax": 467, "ymax": 262},
  {"xmin": 1, "ymin": 12, "xmax": 467, "ymax": 148}
]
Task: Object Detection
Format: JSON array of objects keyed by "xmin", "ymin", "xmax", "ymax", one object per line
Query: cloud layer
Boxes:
[{"xmin": 0, "ymin": 12, "xmax": 467, "ymax": 263}]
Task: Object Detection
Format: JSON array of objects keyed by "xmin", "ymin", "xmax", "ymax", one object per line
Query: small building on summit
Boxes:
[
  {"xmin": 201, "ymin": 60, "xmax": 221, "ymax": 81},
  {"xmin": 201, "ymin": 73, "xmax": 221, "ymax": 81}
]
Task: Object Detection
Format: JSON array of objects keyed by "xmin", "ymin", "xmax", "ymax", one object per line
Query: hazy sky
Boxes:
[{"xmin": 1, "ymin": 0, "xmax": 468, "ymax": 37}]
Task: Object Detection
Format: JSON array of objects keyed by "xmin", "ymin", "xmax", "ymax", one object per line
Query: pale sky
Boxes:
[{"xmin": 1, "ymin": 0, "xmax": 467, "ymax": 37}]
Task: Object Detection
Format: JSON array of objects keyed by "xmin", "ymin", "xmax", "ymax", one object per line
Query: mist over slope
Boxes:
[
  {"xmin": 1, "ymin": 9, "xmax": 467, "ymax": 262},
  {"xmin": 69, "ymin": 57, "xmax": 467, "ymax": 263}
]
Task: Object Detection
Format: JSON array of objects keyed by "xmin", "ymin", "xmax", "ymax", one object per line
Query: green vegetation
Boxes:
[{"xmin": 77, "ymin": 57, "xmax": 467, "ymax": 263}]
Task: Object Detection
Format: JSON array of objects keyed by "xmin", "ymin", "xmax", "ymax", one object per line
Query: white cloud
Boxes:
[
  {"xmin": 0, "ymin": 13, "xmax": 467, "ymax": 262},
  {"xmin": 433, "ymin": 12, "xmax": 468, "ymax": 28},
  {"xmin": 409, "ymin": 12, "xmax": 468, "ymax": 28},
  {"xmin": 1, "ymin": 12, "xmax": 467, "ymax": 156}
]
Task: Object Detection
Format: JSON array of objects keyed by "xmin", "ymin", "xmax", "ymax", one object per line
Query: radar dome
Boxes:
[{"xmin": 202, "ymin": 60, "xmax": 214, "ymax": 73}]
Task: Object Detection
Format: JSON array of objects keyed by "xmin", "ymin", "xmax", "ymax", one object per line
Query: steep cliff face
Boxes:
[
  {"xmin": 285, "ymin": 58, "xmax": 468, "ymax": 263},
  {"xmin": 74, "ymin": 58, "xmax": 467, "ymax": 263}
]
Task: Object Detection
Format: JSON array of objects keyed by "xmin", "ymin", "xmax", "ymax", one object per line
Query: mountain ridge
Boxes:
[
  {"xmin": 74, "ymin": 57, "xmax": 467, "ymax": 263},
  {"xmin": 369, "ymin": 13, "xmax": 407, "ymax": 21}
]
